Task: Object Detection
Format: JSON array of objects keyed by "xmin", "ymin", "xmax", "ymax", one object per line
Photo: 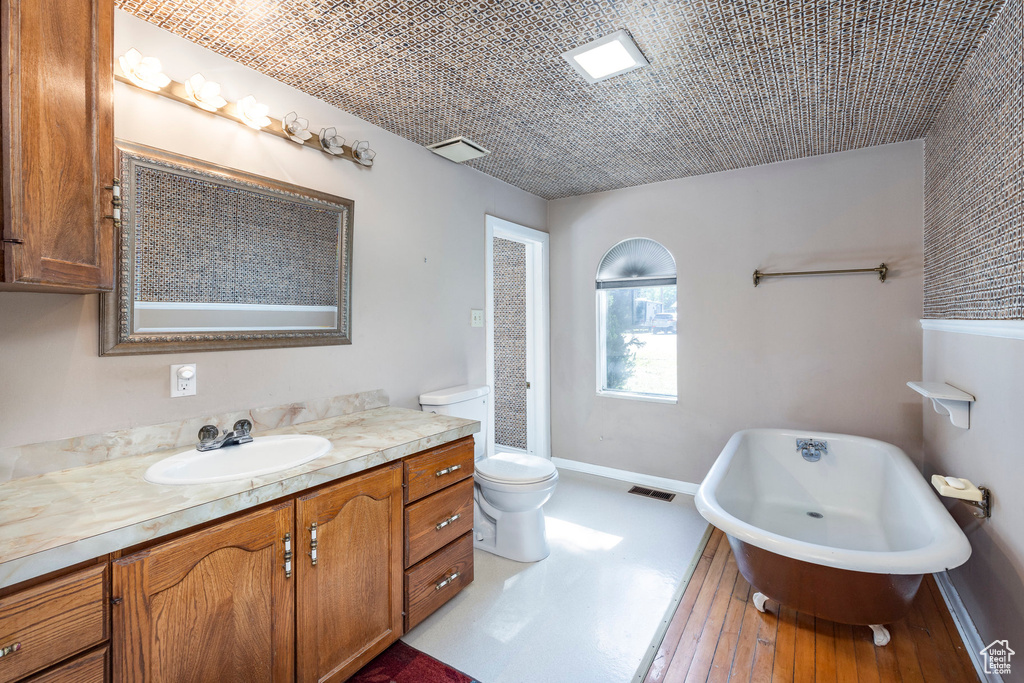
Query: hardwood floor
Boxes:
[{"xmin": 644, "ymin": 529, "xmax": 979, "ymax": 683}]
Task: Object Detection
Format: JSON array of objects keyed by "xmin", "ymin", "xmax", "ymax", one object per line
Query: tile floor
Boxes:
[{"xmin": 402, "ymin": 469, "xmax": 710, "ymax": 683}]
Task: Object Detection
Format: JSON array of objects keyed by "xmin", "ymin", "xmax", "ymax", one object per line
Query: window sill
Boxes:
[{"xmin": 596, "ymin": 390, "xmax": 677, "ymax": 405}]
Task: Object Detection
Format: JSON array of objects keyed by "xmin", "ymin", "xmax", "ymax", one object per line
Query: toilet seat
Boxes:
[
  {"xmin": 475, "ymin": 452, "xmax": 557, "ymax": 485},
  {"xmin": 474, "ymin": 472, "xmax": 558, "ymax": 495}
]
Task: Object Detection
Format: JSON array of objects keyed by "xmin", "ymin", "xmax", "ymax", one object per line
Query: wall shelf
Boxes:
[{"xmin": 907, "ymin": 381, "xmax": 975, "ymax": 428}]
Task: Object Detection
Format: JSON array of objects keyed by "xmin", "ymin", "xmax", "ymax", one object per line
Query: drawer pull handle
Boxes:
[
  {"xmin": 435, "ymin": 572, "xmax": 460, "ymax": 591},
  {"xmin": 0, "ymin": 642, "xmax": 21, "ymax": 658},
  {"xmin": 435, "ymin": 513, "xmax": 461, "ymax": 530},
  {"xmin": 435, "ymin": 464, "xmax": 461, "ymax": 477},
  {"xmin": 284, "ymin": 532, "xmax": 293, "ymax": 578},
  {"xmin": 309, "ymin": 522, "xmax": 318, "ymax": 566}
]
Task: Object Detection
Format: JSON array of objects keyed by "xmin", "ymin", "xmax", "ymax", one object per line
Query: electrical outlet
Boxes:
[
  {"xmin": 170, "ymin": 363, "xmax": 197, "ymax": 397},
  {"xmin": 471, "ymin": 309, "xmax": 484, "ymax": 327}
]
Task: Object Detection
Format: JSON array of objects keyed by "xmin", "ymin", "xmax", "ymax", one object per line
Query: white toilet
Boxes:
[{"xmin": 419, "ymin": 384, "xmax": 558, "ymax": 563}]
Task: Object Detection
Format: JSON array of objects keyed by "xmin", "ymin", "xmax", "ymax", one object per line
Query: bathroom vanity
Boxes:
[{"xmin": 0, "ymin": 406, "xmax": 477, "ymax": 682}]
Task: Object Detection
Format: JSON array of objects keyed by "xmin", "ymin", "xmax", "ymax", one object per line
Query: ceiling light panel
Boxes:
[{"xmin": 562, "ymin": 30, "xmax": 649, "ymax": 84}]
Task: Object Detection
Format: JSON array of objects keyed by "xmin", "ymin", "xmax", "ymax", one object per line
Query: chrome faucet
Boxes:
[
  {"xmin": 796, "ymin": 438, "xmax": 828, "ymax": 462},
  {"xmin": 196, "ymin": 420, "xmax": 254, "ymax": 451}
]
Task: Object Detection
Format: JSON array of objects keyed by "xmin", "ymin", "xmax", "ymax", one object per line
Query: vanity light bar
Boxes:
[{"xmin": 114, "ymin": 51, "xmax": 375, "ymax": 168}]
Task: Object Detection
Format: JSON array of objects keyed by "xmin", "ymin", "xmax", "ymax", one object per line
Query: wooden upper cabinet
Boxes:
[
  {"xmin": 111, "ymin": 502, "xmax": 295, "ymax": 683},
  {"xmin": 1, "ymin": 0, "xmax": 114, "ymax": 292},
  {"xmin": 296, "ymin": 463, "xmax": 403, "ymax": 683}
]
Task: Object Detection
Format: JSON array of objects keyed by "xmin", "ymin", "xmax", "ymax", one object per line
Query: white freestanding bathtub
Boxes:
[{"xmin": 695, "ymin": 429, "xmax": 971, "ymax": 645}]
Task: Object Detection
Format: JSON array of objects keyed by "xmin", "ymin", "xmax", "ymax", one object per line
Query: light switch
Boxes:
[
  {"xmin": 171, "ymin": 363, "xmax": 197, "ymax": 397},
  {"xmin": 471, "ymin": 309, "xmax": 484, "ymax": 327}
]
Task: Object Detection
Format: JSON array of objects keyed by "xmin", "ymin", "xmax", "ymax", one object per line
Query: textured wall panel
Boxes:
[
  {"xmin": 493, "ymin": 237, "xmax": 528, "ymax": 450},
  {"xmin": 117, "ymin": 0, "xmax": 1003, "ymax": 199},
  {"xmin": 131, "ymin": 161, "xmax": 342, "ymax": 307},
  {"xmin": 924, "ymin": 0, "xmax": 1023, "ymax": 319}
]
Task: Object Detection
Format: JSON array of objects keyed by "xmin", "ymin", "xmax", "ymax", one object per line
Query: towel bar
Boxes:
[{"xmin": 752, "ymin": 263, "xmax": 887, "ymax": 287}]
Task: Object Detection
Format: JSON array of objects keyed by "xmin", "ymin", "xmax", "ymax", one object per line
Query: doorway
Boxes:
[{"xmin": 485, "ymin": 215, "xmax": 550, "ymax": 459}]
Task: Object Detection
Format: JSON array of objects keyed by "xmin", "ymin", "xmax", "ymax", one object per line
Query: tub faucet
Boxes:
[
  {"xmin": 797, "ymin": 438, "xmax": 828, "ymax": 462},
  {"xmin": 196, "ymin": 420, "xmax": 254, "ymax": 451}
]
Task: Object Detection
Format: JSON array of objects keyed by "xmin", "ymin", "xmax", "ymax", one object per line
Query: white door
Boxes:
[{"xmin": 485, "ymin": 215, "xmax": 550, "ymax": 459}]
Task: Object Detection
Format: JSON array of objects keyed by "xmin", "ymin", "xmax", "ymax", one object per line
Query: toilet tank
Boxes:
[{"xmin": 419, "ymin": 384, "xmax": 489, "ymax": 459}]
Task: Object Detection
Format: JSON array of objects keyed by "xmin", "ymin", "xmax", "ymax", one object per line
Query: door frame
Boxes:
[{"xmin": 485, "ymin": 215, "xmax": 551, "ymax": 459}]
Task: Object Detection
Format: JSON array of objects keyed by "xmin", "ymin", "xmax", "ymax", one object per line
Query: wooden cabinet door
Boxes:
[
  {"xmin": 1, "ymin": 0, "xmax": 114, "ymax": 291},
  {"xmin": 112, "ymin": 502, "xmax": 295, "ymax": 683},
  {"xmin": 296, "ymin": 463, "xmax": 403, "ymax": 683}
]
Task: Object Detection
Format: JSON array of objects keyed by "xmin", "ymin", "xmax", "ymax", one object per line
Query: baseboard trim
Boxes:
[
  {"xmin": 551, "ymin": 458, "xmax": 700, "ymax": 495},
  {"xmin": 921, "ymin": 319, "xmax": 1024, "ymax": 340},
  {"xmin": 933, "ymin": 570, "xmax": 1002, "ymax": 683}
]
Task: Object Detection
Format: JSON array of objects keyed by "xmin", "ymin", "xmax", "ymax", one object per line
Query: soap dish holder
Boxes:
[
  {"xmin": 930, "ymin": 474, "xmax": 990, "ymax": 518},
  {"xmin": 907, "ymin": 382, "xmax": 975, "ymax": 428}
]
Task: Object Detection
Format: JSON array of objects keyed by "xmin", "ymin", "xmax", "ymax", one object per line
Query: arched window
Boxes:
[{"xmin": 596, "ymin": 238, "xmax": 677, "ymax": 401}]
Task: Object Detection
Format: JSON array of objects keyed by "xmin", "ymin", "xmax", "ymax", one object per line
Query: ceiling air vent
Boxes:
[
  {"xmin": 627, "ymin": 485, "xmax": 676, "ymax": 502},
  {"xmin": 426, "ymin": 136, "xmax": 491, "ymax": 163}
]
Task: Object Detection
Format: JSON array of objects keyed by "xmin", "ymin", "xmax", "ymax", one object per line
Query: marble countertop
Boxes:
[{"xmin": 0, "ymin": 406, "xmax": 478, "ymax": 589}]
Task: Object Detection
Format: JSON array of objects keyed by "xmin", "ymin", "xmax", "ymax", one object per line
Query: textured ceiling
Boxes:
[{"xmin": 117, "ymin": 0, "xmax": 1005, "ymax": 199}]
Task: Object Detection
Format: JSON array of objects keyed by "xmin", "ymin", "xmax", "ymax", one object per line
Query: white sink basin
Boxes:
[{"xmin": 144, "ymin": 435, "xmax": 333, "ymax": 485}]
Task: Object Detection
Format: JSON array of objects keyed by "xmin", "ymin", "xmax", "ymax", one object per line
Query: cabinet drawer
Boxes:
[
  {"xmin": 0, "ymin": 565, "xmax": 108, "ymax": 683},
  {"xmin": 23, "ymin": 645, "xmax": 107, "ymax": 683},
  {"xmin": 404, "ymin": 533, "xmax": 474, "ymax": 632},
  {"xmin": 405, "ymin": 478, "xmax": 474, "ymax": 567},
  {"xmin": 404, "ymin": 438, "xmax": 474, "ymax": 504}
]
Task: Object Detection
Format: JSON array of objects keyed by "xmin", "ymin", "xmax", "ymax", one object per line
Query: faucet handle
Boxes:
[
  {"xmin": 232, "ymin": 419, "xmax": 253, "ymax": 436},
  {"xmin": 198, "ymin": 425, "xmax": 219, "ymax": 442}
]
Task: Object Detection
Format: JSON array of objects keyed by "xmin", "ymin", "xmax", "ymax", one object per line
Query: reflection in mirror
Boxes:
[{"xmin": 100, "ymin": 142, "xmax": 353, "ymax": 355}]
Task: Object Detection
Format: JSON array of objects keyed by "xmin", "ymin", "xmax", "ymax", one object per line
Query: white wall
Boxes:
[
  {"xmin": 922, "ymin": 329, "xmax": 1024, "ymax": 661},
  {"xmin": 548, "ymin": 141, "xmax": 925, "ymax": 484},
  {"xmin": 0, "ymin": 12, "xmax": 545, "ymax": 449}
]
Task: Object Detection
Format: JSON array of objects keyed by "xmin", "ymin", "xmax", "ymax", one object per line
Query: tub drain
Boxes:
[{"xmin": 806, "ymin": 511, "xmax": 824, "ymax": 519}]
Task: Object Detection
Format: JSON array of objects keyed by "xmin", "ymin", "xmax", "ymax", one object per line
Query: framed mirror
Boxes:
[{"xmin": 101, "ymin": 141, "xmax": 353, "ymax": 355}]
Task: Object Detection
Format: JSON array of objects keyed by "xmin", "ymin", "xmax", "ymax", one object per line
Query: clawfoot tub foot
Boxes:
[
  {"xmin": 752, "ymin": 592, "xmax": 769, "ymax": 613},
  {"xmin": 869, "ymin": 624, "xmax": 890, "ymax": 646}
]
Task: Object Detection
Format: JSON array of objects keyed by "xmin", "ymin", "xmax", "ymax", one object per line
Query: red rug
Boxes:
[{"xmin": 349, "ymin": 641, "xmax": 480, "ymax": 683}]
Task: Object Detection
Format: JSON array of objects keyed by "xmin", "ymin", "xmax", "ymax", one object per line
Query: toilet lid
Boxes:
[{"xmin": 476, "ymin": 453, "xmax": 557, "ymax": 484}]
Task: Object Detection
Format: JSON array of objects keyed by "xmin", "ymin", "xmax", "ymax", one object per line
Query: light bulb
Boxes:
[
  {"xmin": 184, "ymin": 73, "xmax": 227, "ymax": 112},
  {"xmin": 237, "ymin": 95, "xmax": 271, "ymax": 130},
  {"xmin": 318, "ymin": 127, "xmax": 346, "ymax": 155},
  {"xmin": 118, "ymin": 48, "xmax": 170, "ymax": 92},
  {"xmin": 283, "ymin": 112, "xmax": 312, "ymax": 143},
  {"xmin": 351, "ymin": 140, "xmax": 376, "ymax": 166}
]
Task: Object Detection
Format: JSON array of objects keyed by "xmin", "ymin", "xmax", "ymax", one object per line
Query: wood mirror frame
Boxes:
[{"xmin": 100, "ymin": 141, "xmax": 353, "ymax": 356}]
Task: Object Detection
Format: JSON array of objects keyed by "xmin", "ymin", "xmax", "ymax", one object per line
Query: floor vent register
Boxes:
[{"xmin": 627, "ymin": 485, "xmax": 676, "ymax": 502}]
